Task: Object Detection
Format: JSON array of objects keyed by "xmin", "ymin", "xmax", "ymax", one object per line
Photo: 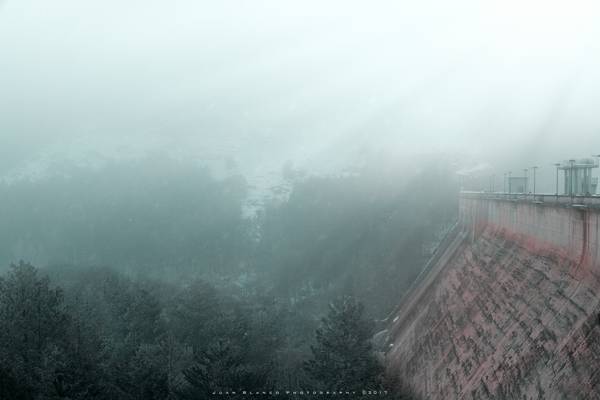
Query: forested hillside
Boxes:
[{"xmin": 0, "ymin": 156, "xmax": 456, "ymax": 398}]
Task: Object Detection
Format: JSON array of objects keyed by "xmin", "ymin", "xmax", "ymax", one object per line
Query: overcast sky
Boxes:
[{"xmin": 2, "ymin": 0, "xmax": 600, "ymax": 191}]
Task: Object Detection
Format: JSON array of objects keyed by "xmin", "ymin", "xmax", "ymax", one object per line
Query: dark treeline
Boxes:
[
  {"xmin": 0, "ymin": 155, "xmax": 455, "ymax": 399},
  {"xmin": 0, "ymin": 262, "xmax": 411, "ymax": 399}
]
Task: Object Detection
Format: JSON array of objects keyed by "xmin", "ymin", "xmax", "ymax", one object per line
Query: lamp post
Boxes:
[
  {"xmin": 523, "ymin": 168, "xmax": 529, "ymax": 194},
  {"xmin": 553, "ymin": 163, "xmax": 560, "ymax": 197},
  {"xmin": 591, "ymin": 155, "xmax": 600, "ymax": 196},
  {"xmin": 531, "ymin": 166, "xmax": 538, "ymax": 198},
  {"xmin": 569, "ymin": 159, "xmax": 576, "ymax": 201},
  {"xmin": 508, "ymin": 171, "xmax": 512, "ymax": 194}
]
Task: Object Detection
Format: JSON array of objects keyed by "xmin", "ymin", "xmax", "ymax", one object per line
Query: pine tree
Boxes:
[
  {"xmin": 0, "ymin": 261, "xmax": 70, "ymax": 399},
  {"xmin": 178, "ymin": 338, "xmax": 271, "ymax": 399},
  {"xmin": 304, "ymin": 296, "xmax": 383, "ymax": 393}
]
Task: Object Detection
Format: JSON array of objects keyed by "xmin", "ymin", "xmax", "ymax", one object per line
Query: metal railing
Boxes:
[{"xmin": 460, "ymin": 191, "xmax": 600, "ymax": 208}]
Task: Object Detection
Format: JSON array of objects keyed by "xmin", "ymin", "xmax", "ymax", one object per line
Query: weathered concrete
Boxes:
[{"xmin": 385, "ymin": 194, "xmax": 600, "ymax": 399}]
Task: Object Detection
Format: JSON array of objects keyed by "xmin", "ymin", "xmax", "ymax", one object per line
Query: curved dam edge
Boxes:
[{"xmin": 384, "ymin": 193, "xmax": 600, "ymax": 399}]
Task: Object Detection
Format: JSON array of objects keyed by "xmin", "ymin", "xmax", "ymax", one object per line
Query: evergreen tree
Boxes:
[
  {"xmin": 127, "ymin": 344, "xmax": 171, "ymax": 400},
  {"xmin": 0, "ymin": 261, "xmax": 70, "ymax": 399},
  {"xmin": 178, "ymin": 338, "xmax": 271, "ymax": 399},
  {"xmin": 304, "ymin": 296, "xmax": 383, "ymax": 393},
  {"xmin": 174, "ymin": 286, "xmax": 283, "ymax": 399}
]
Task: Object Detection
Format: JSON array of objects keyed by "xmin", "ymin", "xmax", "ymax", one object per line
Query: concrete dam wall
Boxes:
[{"xmin": 384, "ymin": 193, "xmax": 600, "ymax": 399}]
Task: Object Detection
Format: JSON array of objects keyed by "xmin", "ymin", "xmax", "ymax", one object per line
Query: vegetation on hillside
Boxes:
[{"xmin": 0, "ymin": 156, "xmax": 456, "ymax": 398}]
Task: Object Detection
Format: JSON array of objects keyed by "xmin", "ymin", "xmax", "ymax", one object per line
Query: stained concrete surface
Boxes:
[{"xmin": 386, "ymin": 196, "xmax": 600, "ymax": 399}]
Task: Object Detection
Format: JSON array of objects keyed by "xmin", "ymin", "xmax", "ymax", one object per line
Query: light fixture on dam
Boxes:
[
  {"xmin": 553, "ymin": 163, "xmax": 561, "ymax": 196},
  {"xmin": 531, "ymin": 166, "xmax": 538, "ymax": 196}
]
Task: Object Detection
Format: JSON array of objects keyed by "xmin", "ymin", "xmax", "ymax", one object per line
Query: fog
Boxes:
[
  {"xmin": 2, "ymin": 0, "xmax": 600, "ymax": 193},
  {"xmin": 3, "ymin": 2, "xmax": 600, "ymax": 397}
]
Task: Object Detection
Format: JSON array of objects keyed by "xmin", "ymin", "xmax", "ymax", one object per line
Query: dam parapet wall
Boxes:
[{"xmin": 459, "ymin": 192, "xmax": 600, "ymax": 272}]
